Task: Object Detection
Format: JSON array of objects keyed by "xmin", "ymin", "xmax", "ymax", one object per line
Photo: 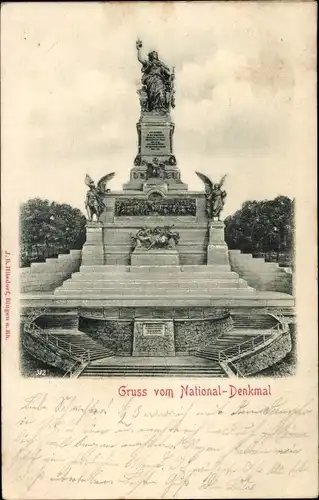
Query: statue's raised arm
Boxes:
[{"xmin": 136, "ymin": 39, "xmax": 147, "ymax": 65}]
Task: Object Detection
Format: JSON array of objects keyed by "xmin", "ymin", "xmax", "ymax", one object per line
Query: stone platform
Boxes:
[
  {"xmin": 22, "ymin": 261, "xmax": 294, "ymax": 310},
  {"xmin": 53, "ymin": 264, "xmax": 255, "ymax": 299},
  {"xmin": 21, "ymin": 291, "xmax": 294, "ymax": 309}
]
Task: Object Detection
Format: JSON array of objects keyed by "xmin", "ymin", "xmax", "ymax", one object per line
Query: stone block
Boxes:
[
  {"xmin": 21, "ymin": 272, "xmax": 66, "ymax": 284},
  {"xmin": 131, "ymin": 248, "xmax": 180, "ymax": 266},
  {"xmin": 207, "ymin": 244, "xmax": 229, "ymax": 266},
  {"xmin": 104, "ymin": 254, "xmax": 130, "ymax": 265},
  {"xmin": 81, "ymin": 225, "xmax": 104, "ymax": 265},
  {"xmin": 181, "ymin": 265, "xmax": 231, "ymax": 273},
  {"xmin": 132, "ymin": 319, "xmax": 175, "ymax": 356},
  {"xmin": 129, "ymin": 265, "xmax": 181, "ymax": 274},
  {"xmin": 208, "ymin": 221, "xmax": 226, "ymax": 244},
  {"xmin": 78, "ymin": 265, "xmax": 129, "ymax": 274}
]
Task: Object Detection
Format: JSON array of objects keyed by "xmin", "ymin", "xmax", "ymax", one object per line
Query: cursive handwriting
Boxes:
[{"xmin": 5, "ymin": 392, "xmax": 315, "ymax": 498}]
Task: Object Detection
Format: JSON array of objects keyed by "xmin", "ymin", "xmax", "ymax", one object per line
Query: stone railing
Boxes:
[
  {"xmin": 24, "ymin": 318, "xmax": 89, "ymax": 377},
  {"xmin": 219, "ymin": 321, "xmax": 289, "ymax": 377},
  {"xmin": 62, "ymin": 359, "xmax": 88, "ymax": 379},
  {"xmin": 220, "ymin": 358, "xmax": 246, "ymax": 378}
]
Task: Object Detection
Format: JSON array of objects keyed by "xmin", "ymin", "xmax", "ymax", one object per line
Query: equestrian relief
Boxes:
[
  {"xmin": 84, "ymin": 172, "xmax": 115, "ymax": 221},
  {"xmin": 131, "ymin": 226, "xmax": 180, "ymax": 250}
]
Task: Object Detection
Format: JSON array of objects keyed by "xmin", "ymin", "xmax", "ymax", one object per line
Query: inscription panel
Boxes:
[
  {"xmin": 142, "ymin": 323, "xmax": 166, "ymax": 336},
  {"xmin": 142, "ymin": 128, "xmax": 170, "ymax": 155}
]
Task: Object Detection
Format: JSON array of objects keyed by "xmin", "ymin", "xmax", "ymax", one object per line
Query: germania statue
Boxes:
[{"xmin": 136, "ymin": 39, "xmax": 175, "ymax": 113}]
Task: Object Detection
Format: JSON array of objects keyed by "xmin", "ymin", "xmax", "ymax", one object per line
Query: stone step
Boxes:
[
  {"xmin": 231, "ymin": 265, "xmax": 282, "ymax": 275},
  {"xmin": 28, "ymin": 262, "xmax": 78, "ymax": 273},
  {"xmin": 231, "ymin": 258, "xmax": 281, "ymax": 268},
  {"xmin": 181, "ymin": 265, "xmax": 230, "ymax": 272},
  {"xmin": 61, "ymin": 279, "xmax": 249, "ymax": 290},
  {"xmin": 194, "ymin": 353, "xmax": 220, "ymax": 361},
  {"xmin": 60, "ymin": 284, "xmax": 249, "ymax": 292},
  {"xmin": 75, "ymin": 274, "xmax": 240, "ymax": 282},
  {"xmin": 233, "ymin": 267, "xmax": 286, "ymax": 276},
  {"xmin": 77, "ymin": 265, "xmax": 231, "ymax": 274},
  {"xmin": 129, "ymin": 265, "xmax": 231, "ymax": 273},
  {"xmin": 240, "ymin": 274, "xmax": 290, "ymax": 281},
  {"xmin": 21, "ymin": 272, "xmax": 69, "ymax": 283},
  {"xmin": 82, "ymin": 366, "xmax": 223, "ymax": 373},
  {"xmin": 80, "ymin": 365, "xmax": 224, "ymax": 377},
  {"xmin": 54, "ymin": 288, "xmax": 255, "ymax": 297},
  {"xmin": 42, "ymin": 328, "xmax": 82, "ymax": 334},
  {"xmin": 72, "ymin": 271, "xmax": 240, "ymax": 283}
]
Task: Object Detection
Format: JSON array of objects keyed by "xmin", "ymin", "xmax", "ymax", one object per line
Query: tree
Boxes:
[
  {"xmin": 225, "ymin": 196, "xmax": 294, "ymax": 260},
  {"xmin": 20, "ymin": 198, "xmax": 86, "ymax": 267}
]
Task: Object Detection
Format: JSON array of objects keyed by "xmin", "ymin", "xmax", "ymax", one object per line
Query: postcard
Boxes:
[{"xmin": 1, "ymin": 2, "xmax": 318, "ymax": 498}]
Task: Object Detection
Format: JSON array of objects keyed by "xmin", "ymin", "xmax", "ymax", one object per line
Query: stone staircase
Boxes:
[
  {"xmin": 231, "ymin": 314, "xmax": 277, "ymax": 329},
  {"xmin": 39, "ymin": 331, "xmax": 114, "ymax": 361},
  {"xmin": 229, "ymin": 250, "xmax": 292, "ymax": 294},
  {"xmin": 194, "ymin": 331, "xmax": 261, "ymax": 361},
  {"xmin": 193, "ymin": 314, "xmax": 277, "ymax": 362},
  {"xmin": 21, "ymin": 250, "xmax": 82, "ymax": 293},
  {"xmin": 54, "ymin": 264, "xmax": 255, "ymax": 299},
  {"xmin": 79, "ymin": 356, "xmax": 225, "ymax": 377}
]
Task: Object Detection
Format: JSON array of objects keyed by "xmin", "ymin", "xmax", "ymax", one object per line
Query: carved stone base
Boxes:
[
  {"xmin": 132, "ymin": 319, "xmax": 175, "ymax": 356},
  {"xmin": 207, "ymin": 221, "xmax": 230, "ymax": 266},
  {"xmin": 131, "ymin": 247, "xmax": 180, "ymax": 266},
  {"xmin": 81, "ymin": 223, "xmax": 104, "ymax": 266},
  {"xmin": 207, "ymin": 244, "xmax": 229, "ymax": 266}
]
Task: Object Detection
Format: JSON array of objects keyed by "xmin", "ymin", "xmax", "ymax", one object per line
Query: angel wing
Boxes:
[
  {"xmin": 219, "ymin": 174, "xmax": 227, "ymax": 188},
  {"xmin": 97, "ymin": 172, "xmax": 115, "ymax": 191},
  {"xmin": 195, "ymin": 171, "xmax": 214, "ymax": 192},
  {"xmin": 85, "ymin": 174, "xmax": 95, "ymax": 187}
]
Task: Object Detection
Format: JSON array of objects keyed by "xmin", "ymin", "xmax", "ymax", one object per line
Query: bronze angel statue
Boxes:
[
  {"xmin": 84, "ymin": 173, "xmax": 115, "ymax": 221},
  {"xmin": 195, "ymin": 172, "xmax": 227, "ymax": 221}
]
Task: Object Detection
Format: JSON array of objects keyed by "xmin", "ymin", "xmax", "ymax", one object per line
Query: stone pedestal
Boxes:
[
  {"xmin": 138, "ymin": 113, "xmax": 173, "ymax": 157},
  {"xmin": 123, "ymin": 110, "xmax": 188, "ymax": 191},
  {"xmin": 81, "ymin": 222, "xmax": 104, "ymax": 266},
  {"xmin": 132, "ymin": 319, "xmax": 175, "ymax": 356},
  {"xmin": 131, "ymin": 247, "xmax": 180, "ymax": 266},
  {"xmin": 207, "ymin": 221, "xmax": 230, "ymax": 266}
]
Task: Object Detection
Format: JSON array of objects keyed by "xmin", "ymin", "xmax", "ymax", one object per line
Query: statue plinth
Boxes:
[
  {"xmin": 123, "ymin": 109, "xmax": 187, "ymax": 192},
  {"xmin": 81, "ymin": 222, "xmax": 104, "ymax": 265},
  {"xmin": 131, "ymin": 247, "xmax": 180, "ymax": 266},
  {"xmin": 138, "ymin": 113, "xmax": 174, "ymax": 158},
  {"xmin": 207, "ymin": 221, "xmax": 230, "ymax": 266}
]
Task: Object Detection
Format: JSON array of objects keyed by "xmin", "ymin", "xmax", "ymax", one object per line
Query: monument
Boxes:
[
  {"xmin": 78, "ymin": 39, "xmax": 230, "ymax": 270},
  {"xmin": 22, "ymin": 40, "xmax": 294, "ymax": 376}
]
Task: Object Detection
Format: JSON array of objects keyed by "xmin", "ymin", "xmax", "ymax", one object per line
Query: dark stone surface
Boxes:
[
  {"xmin": 234, "ymin": 330, "xmax": 292, "ymax": 376},
  {"xmin": 175, "ymin": 316, "xmax": 233, "ymax": 354},
  {"xmin": 21, "ymin": 330, "xmax": 74, "ymax": 377},
  {"xmin": 35, "ymin": 314, "xmax": 79, "ymax": 329},
  {"xmin": 79, "ymin": 318, "xmax": 134, "ymax": 355},
  {"xmin": 133, "ymin": 321, "xmax": 175, "ymax": 356},
  {"xmin": 254, "ymin": 323, "xmax": 297, "ymax": 377}
]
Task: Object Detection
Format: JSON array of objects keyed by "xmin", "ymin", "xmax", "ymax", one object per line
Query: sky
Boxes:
[{"xmin": 2, "ymin": 2, "xmax": 316, "ymax": 216}]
